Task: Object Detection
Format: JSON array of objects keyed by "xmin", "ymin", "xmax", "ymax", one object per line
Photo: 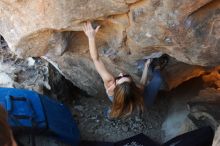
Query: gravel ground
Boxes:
[{"xmin": 72, "ymin": 92, "xmax": 170, "ymax": 143}]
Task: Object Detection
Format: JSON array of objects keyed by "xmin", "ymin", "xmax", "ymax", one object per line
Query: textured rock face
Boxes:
[
  {"xmin": 128, "ymin": 0, "xmax": 220, "ymax": 66},
  {"xmin": 0, "ymin": 0, "xmax": 219, "ymax": 96},
  {"xmin": 0, "ymin": 0, "xmax": 128, "ymax": 56}
]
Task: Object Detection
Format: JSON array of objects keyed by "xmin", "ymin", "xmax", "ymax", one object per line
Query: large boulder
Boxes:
[{"xmin": 0, "ymin": 0, "xmax": 219, "ymax": 96}]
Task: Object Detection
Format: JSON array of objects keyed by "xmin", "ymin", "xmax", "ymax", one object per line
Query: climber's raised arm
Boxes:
[
  {"xmin": 139, "ymin": 59, "xmax": 151, "ymax": 89},
  {"xmin": 83, "ymin": 21, "xmax": 115, "ymax": 87}
]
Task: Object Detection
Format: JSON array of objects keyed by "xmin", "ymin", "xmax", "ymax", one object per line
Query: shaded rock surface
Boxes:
[
  {"xmin": 187, "ymin": 67, "xmax": 220, "ymax": 130},
  {"xmin": 0, "ymin": 37, "xmax": 50, "ymax": 93},
  {"xmin": 161, "ymin": 77, "xmax": 203, "ymax": 142},
  {"xmin": 0, "ymin": 0, "xmax": 219, "ymax": 96},
  {"xmin": 163, "ymin": 69, "xmax": 220, "ymax": 142},
  {"xmin": 0, "ymin": 37, "xmax": 80, "ymax": 101},
  {"xmin": 162, "ymin": 57, "xmax": 205, "ymax": 90},
  {"xmin": 188, "ymin": 88, "xmax": 220, "ymax": 130}
]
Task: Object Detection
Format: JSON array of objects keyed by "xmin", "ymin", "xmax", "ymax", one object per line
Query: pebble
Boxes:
[
  {"xmin": 91, "ymin": 115, "xmax": 97, "ymax": 120},
  {"xmin": 148, "ymin": 123, "xmax": 153, "ymax": 129},
  {"xmin": 164, "ymin": 36, "xmax": 173, "ymax": 44},
  {"xmin": 122, "ymin": 125, "xmax": 129, "ymax": 132},
  {"xmin": 135, "ymin": 116, "xmax": 141, "ymax": 122},
  {"xmin": 133, "ymin": 123, "xmax": 141, "ymax": 128},
  {"xmin": 74, "ymin": 105, "xmax": 84, "ymax": 111}
]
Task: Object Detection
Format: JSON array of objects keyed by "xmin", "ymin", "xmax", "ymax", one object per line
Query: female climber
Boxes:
[{"xmin": 83, "ymin": 21, "xmax": 167, "ymax": 119}]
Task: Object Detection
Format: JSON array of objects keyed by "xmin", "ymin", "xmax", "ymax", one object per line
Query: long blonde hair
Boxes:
[{"xmin": 110, "ymin": 81, "xmax": 144, "ymax": 118}]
